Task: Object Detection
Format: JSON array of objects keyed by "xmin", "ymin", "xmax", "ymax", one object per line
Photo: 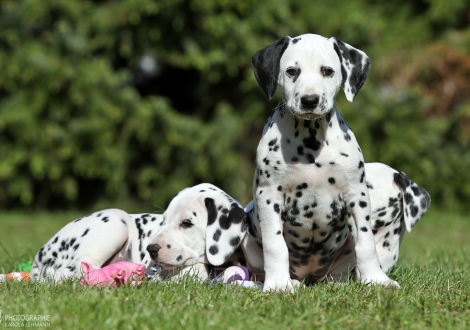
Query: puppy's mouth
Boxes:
[
  {"xmin": 285, "ymin": 100, "xmax": 328, "ymax": 120},
  {"xmin": 291, "ymin": 111, "xmax": 322, "ymax": 120},
  {"xmin": 289, "ymin": 108, "xmax": 326, "ymax": 120}
]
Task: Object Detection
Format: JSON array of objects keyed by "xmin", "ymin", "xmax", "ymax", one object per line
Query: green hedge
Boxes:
[{"xmin": 0, "ymin": 0, "xmax": 469, "ymax": 211}]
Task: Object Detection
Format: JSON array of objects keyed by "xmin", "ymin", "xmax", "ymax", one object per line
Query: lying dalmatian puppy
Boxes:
[
  {"xmin": 146, "ymin": 183, "xmax": 248, "ymax": 281},
  {"xmin": 243, "ymin": 162, "xmax": 431, "ymax": 283},
  {"xmin": 30, "ymin": 209, "xmax": 164, "ymax": 281},
  {"xmin": 31, "ymin": 184, "xmax": 248, "ymax": 282},
  {"xmin": 249, "ymin": 33, "xmax": 411, "ymax": 291}
]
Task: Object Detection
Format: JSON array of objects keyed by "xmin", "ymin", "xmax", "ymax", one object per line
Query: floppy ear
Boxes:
[
  {"xmin": 330, "ymin": 37, "xmax": 370, "ymax": 102},
  {"xmin": 204, "ymin": 197, "xmax": 248, "ymax": 266},
  {"xmin": 252, "ymin": 36, "xmax": 291, "ymax": 100},
  {"xmin": 393, "ymin": 172, "xmax": 431, "ymax": 232}
]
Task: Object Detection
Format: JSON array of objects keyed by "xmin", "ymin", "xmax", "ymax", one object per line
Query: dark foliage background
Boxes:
[{"xmin": 0, "ymin": 0, "xmax": 469, "ymax": 211}]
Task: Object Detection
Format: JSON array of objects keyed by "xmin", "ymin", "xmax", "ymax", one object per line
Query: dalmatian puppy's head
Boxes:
[
  {"xmin": 252, "ymin": 34, "xmax": 370, "ymax": 120},
  {"xmin": 146, "ymin": 184, "xmax": 248, "ymax": 270}
]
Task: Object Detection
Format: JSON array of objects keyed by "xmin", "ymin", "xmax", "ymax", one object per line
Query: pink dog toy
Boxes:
[{"xmin": 80, "ymin": 261, "xmax": 146, "ymax": 288}]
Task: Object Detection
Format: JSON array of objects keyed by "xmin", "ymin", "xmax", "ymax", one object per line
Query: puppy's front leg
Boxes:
[
  {"xmin": 348, "ymin": 188, "xmax": 399, "ymax": 287},
  {"xmin": 256, "ymin": 195, "xmax": 294, "ymax": 292}
]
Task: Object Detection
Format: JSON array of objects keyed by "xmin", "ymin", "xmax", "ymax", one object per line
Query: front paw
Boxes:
[
  {"xmin": 358, "ymin": 271, "xmax": 400, "ymax": 288},
  {"xmin": 263, "ymin": 277, "xmax": 296, "ymax": 292}
]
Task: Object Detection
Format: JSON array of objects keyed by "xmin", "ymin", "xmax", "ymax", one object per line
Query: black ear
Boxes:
[
  {"xmin": 252, "ymin": 36, "xmax": 291, "ymax": 100},
  {"xmin": 330, "ymin": 37, "xmax": 370, "ymax": 102}
]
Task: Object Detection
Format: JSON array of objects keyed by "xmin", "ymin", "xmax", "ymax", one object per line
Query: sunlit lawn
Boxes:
[{"xmin": 0, "ymin": 208, "xmax": 468, "ymax": 329}]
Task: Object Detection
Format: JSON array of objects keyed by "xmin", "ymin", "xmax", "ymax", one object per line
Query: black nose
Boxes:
[
  {"xmin": 301, "ymin": 94, "xmax": 320, "ymax": 109},
  {"xmin": 146, "ymin": 244, "xmax": 161, "ymax": 256}
]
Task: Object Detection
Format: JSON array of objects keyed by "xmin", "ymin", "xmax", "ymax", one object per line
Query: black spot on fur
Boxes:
[
  {"xmin": 304, "ymin": 211, "xmax": 314, "ymax": 218},
  {"xmin": 404, "ymin": 192, "xmax": 413, "ymax": 205},
  {"xmin": 360, "ymin": 171, "xmax": 365, "ymax": 183},
  {"xmin": 220, "ymin": 204, "xmax": 247, "ymax": 229},
  {"xmin": 230, "ymin": 236, "xmax": 241, "ymax": 247},
  {"xmin": 360, "ymin": 227, "xmax": 368, "ymax": 232},
  {"xmin": 81, "ymin": 229, "xmax": 90, "ymax": 237},
  {"xmin": 209, "ymin": 245, "xmax": 219, "ymax": 255},
  {"xmin": 213, "ymin": 229, "xmax": 222, "ymax": 242},
  {"xmin": 410, "ymin": 205, "xmax": 419, "ymax": 217},
  {"xmin": 205, "ymin": 198, "xmax": 217, "ymax": 226},
  {"xmin": 306, "ymin": 153, "xmax": 315, "ymax": 163},
  {"xmin": 375, "ymin": 220, "xmax": 385, "ymax": 228},
  {"xmin": 328, "ymin": 177, "xmax": 336, "ymax": 184}
]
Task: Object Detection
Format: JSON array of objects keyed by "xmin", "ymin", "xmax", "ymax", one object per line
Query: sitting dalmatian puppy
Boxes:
[
  {"xmin": 249, "ymin": 33, "xmax": 414, "ymax": 291},
  {"xmin": 243, "ymin": 162, "xmax": 431, "ymax": 284},
  {"xmin": 146, "ymin": 183, "xmax": 248, "ymax": 281},
  {"xmin": 31, "ymin": 184, "xmax": 248, "ymax": 282},
  {"xmin": 31, "ymin": 209, "xmax": 164, "ymax": 281}
]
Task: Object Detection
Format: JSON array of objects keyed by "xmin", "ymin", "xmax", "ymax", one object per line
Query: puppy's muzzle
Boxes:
[
  {"xmin": 146, "ymin": 244, "xmax": 161, "ymax": 260},
  {"xmin": 301, "ymin": 94, "xmax": 320, "ymax": 110}
]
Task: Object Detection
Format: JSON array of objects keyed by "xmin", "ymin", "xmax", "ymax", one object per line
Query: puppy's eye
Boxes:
[
  {"xmin": 322, "ymin": 67, "xmax": 334, "ymax": 77},
  {"xmin": 180, "ymin": 219, "xmax": 193, "ymax": 229},
  {"xmin": 286, "ymin": 67, "xmax": 297, "ymax": 77}
]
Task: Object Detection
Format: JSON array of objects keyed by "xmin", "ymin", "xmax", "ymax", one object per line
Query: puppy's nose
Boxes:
[
  {"xmin": 146, "ymin": 244, "xmax": 161, "ymax": 257},
  {"xmin": 301, "ymin": 94, "xmax": 320, "ymax": 109}
]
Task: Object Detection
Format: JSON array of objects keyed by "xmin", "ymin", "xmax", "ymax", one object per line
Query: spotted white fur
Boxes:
[
  {"xmin": 31, "ymin": 209, "xmax": 164, "ymax": 281},
  {"xmin": 243, "ymin": 162, "xmax": 430, "ymax": 283},
  {"xmin": 146, "ymin": 183, "xmax": 248, "ymax": 281},
  {"xmin": 249, "ymin": 34, "xmax": 406, "ymax": 291}
]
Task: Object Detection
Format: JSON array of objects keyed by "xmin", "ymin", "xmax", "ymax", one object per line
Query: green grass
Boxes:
[{"xmin": 0, "ymin": 209, "xmax": 469, "ymax": 329}]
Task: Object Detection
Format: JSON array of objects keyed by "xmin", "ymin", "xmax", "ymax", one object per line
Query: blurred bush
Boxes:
[{"xmin": 0, "ymin": 0, "xmax": 468, "ymax": 211}]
